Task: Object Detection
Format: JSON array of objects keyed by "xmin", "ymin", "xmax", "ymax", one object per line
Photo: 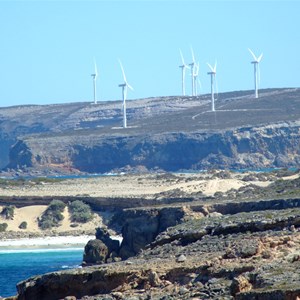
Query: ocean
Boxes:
[{"xmin": 0, "ymin": 247, "xmax": 84, "ymax": 297}]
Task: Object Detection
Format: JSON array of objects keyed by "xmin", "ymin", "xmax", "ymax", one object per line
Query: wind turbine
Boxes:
[
  {"xmin": 193, "ymin": 62, "xmax": 201, "ymax": 96},
  {"xmin": 189, "ymin": 46, "xmax": 196, "ymax": 96},
  {"xmin": 118, "ymin": 60, "xmax": 133, "ymax": 128},
  {"xmin": 179, "ymin": 49, "xmax": 190, "ymax": 96},
  {"xmin": 91, "ymin": 60, "xmax": 98, "ymax": 104},
  {"xmin": 248, "ymin": 48, "xmax": 263, "ymax": 98},
  {"xmin": 207, "ymin": 61, "xmax": 217, "ymax": 112}
]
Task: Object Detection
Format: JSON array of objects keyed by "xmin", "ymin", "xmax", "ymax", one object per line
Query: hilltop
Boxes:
[{"xmin": 0, "ymin": 88, "xmax": 300, "ymax": 174}]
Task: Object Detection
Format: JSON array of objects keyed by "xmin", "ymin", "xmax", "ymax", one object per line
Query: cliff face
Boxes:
[
  {"xmin": 7, "ymin": 122, "xmax": 300, "ymax": 173},
  {"xmin": 2, "ymin": 88, "xmax": 300, "ymax": 173}
]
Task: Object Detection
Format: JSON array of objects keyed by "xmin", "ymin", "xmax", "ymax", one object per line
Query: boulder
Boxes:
[
  {"xmin": 83, "ymin": 239, "xmax": 108, "ymax": 265},
  {"xmin": 96, "ymin": 227, "xmax": 120, "ymax": 254},
  {"xmin": 230, "ymin": 275, "xmax": 252, "ymax": 295}
]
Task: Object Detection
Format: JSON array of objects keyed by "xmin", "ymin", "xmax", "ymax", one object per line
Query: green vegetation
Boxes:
[
  {"xmin": 19, "ymin": 221, "xmax": 27, "ymax": 229},
  {"xmin": 0, "ymin": 223, "xmax": 8, "ymax": 232},
  {"xmin": 30, "ymin": 177, "xmax": 64, "ymax": 184},
  {"xmin": 0, "ymin": 177, "xmax": 26, "ymax": 186},
  {"xmin": 69, "ymin": 200, "xmax": 93, "ymax": 223},
  {"xmin": 38, "ymin": 200, "xmax": 66, "ymax": 230},
  {"xmin": 1, "ymin": 205, "xmax": 15, "ymax": 220},
  {"xmin": 0, "ymin": 177, "xmax": 64, "ymax": 187}
]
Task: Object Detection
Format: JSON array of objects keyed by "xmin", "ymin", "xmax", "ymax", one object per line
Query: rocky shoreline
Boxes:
[
  {"xmin": 3, "ymin": 170, "xmax": 299, "ymax": 300},
  {"xmin": 15, "ymin": 202, "xmax": 300, "ymax": 300}
]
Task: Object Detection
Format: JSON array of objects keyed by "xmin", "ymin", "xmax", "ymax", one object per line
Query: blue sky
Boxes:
[{"xmin": 0, "ymin": 0, "xmax": 299, "ymax": 106}]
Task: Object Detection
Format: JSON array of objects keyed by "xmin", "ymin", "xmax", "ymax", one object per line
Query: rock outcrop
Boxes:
[
  {"xmin": 16, "ymin": 199, "xmax": 300, "ymax": 300},
  {"xmin": 83, "ymin": 228, "xmax": 121, "ymax": 265},
  {"xmin": 118, "ymin": 207, "xmax": 185, "ymax": 259},
  {"xmin": 83, "ymin": 239, "xmax": 109, "ymax": 265},
  {"xmin": 6, "ymin": 122, "xmax": 300, "ymax": 173}
]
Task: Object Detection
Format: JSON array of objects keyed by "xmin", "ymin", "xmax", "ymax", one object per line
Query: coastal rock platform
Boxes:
[{"xmin": 10, "ymin": 170, "xmax": 300, "ymax": 300}]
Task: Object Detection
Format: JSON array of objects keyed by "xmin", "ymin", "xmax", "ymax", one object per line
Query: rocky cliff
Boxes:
[
  {"xmin": 6, "ymin": 122, "xmax": 300, "ymax": 173},
  {"xmin": 2, "ymin": 88, "xmax": 300, "ymax": 174},
  {"xmin": 0, "ymin": 95, "xmax": 201, "ymax": 172}
]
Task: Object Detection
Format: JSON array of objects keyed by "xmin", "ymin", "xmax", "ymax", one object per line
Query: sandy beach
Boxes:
[{"xmin": 0, "ymin": 235, "xmax": 94, "ymax": 248}]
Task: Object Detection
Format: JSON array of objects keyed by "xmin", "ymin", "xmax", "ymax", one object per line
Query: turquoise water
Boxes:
[{"xmin": 0, "ymin": 248, "xmax": 84, "ymax": 297}]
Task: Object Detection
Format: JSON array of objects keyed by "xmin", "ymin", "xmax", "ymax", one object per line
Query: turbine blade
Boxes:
[
  {"xmin": 248, "ymin": 48, "xmax": 258, "ymax": 61},
  {"xmin": 195, "ymin": 62, "xmax": 200, "ymax": 76},
  {"xmin": 179, "ymin": 49, "xmax": 185, "ymax": 65},
  {"xmin": 257, "ymin": 53, "xmax": 263, "ymax": 62},
  {"xmin": 207, "ymin": 63, "xmax": 214, "ymax": 72},
  {"xmin": 198, "ymin": 78, "xmax": 202, "ymax": 89},
  {"xmin": 118, "ymin": 59, "xmax": 127, "ymax": 82},
  {"xmin": 190, "ymin": 46, "xmax": 195, "ymax": 63},
  {"xmin": 94, "ymin": 60, "xmax": 98, "ymax": 77},
  {"xmin": 127, "ymin": 83, "xmax": 134, "ymax": 91}
]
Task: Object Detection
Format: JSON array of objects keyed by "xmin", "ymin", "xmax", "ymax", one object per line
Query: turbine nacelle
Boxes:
[
  {"xmin": 118, "ymin": 60, "xmax": 134, "ymax": 91},
  {"xmin": 179, "ymin": 49, "xmax": 190, "ymax": 69},
  {"xmin": 207, "ymin": 62, "xmax": 217, "ymax": 74},
  {"xmin": 248, "ymin": 48, "xmax": 263, "ymax": 63}
]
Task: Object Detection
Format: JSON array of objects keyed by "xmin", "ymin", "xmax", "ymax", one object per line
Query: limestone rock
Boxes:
[
  {"xmin": 176, "ymin": 254, "xmax": 186, "ymax": 263},
  {"xmin": 96, "ymin": 227, "xmax": 120, "ymax": 254},
  {"xmin": 83, "ymin": 239, "xmax": 108, "ymax": 265},
  {"xmin": 230, "ymin": 275, "xmax": 252, "ymax": 295},
  {"xmin": 148, "ymin": 270, "xmax": 161, "ymax": 287}
]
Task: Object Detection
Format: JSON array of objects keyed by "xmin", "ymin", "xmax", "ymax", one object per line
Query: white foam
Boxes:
[
  {"xmin": 0, "ymin": 247, "xmax": 84, "ymax": 254},
  {"xmin": 0, "ymin": 235, "xmax": 94, "ymax": 248}
]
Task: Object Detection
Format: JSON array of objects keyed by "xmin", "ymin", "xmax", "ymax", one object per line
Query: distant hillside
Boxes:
[{"xmin": 1, "ymin": 88, "xmax": 300, "ymax": 174}]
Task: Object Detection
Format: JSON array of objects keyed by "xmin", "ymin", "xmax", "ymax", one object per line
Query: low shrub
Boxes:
[
  {"xmin": 69, "ymin": 200, "xmax": 93, "ymax": 223},
  {"xmin": 38, "ymin": 200, "xmax": 66, "ymax": 230},
  {"xmin": 19, "ymin": 221, "xmax": 27, "ymax": 229},
  {"xmin": 1, "ymin": 205, "xmax": 15, "ymax": 220},
  {"xmin": 0, "ymin": 223, "xmax": 8, "ymax": 232}
]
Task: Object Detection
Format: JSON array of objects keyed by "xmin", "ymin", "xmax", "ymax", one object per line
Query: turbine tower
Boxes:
[
  {"xmin": 248, "ymin": 48, "xmax": 263, "ymax": 99},
  {"xmin": 207, "ymin": 61, "xmax": 217, "ymax": 112},
  {"xmin": 91, "ymin": 60, "xmax": 98, "ymax": 104},
  {"xmin": 189, "ymin": 46, "xmax": 196, "ymax": 96},
  {"xmin": 179, "ymin": 49, "xmax": 190, "ymax": 96},
  {"xmin": 118, "ymin": 60, "xmax": 133, "ymax": 128}
]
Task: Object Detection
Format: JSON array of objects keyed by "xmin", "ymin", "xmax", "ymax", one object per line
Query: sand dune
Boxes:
[{"xmin": 0, "ymin": 205, "xmax": 102, "ymax": 235}]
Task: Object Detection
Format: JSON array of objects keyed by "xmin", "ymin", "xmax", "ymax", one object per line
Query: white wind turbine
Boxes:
[
  {"xmin": 179, "ymin": 49, "xmax": 190, "ymax": 96},
  {"xmin": 118, "ymin": 60, "xmax": 133, "ymax": 128},
  {"xmin": 189, "ymin": 46, "xmax": 196, "ymax": 96},
  {"xmin": 207, "ymin": 61, "xmax": 217, "ymax": 112},
  {"xmin": 248, "ymin": 48, "xmax": 263, "ymax": 98},
  {"xmin": 193, "ymin": 62, "xmax": 201, "ymax": 96},
  {"xmin": 91, "ymin": 60, "xmax": 98, "ymax": 104}
]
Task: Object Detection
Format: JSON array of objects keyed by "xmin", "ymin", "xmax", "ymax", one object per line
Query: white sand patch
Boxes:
[
  {"xmin": 0, "ymin": 205, "xmax": 102, "ymax": 234},
  {"xmin": 0, "ymin": 235, "xmax": 94, "ymax": 248},
  {"xmin": 0, "ymin": 205, "xmax": 46, "ymax": 232}
]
